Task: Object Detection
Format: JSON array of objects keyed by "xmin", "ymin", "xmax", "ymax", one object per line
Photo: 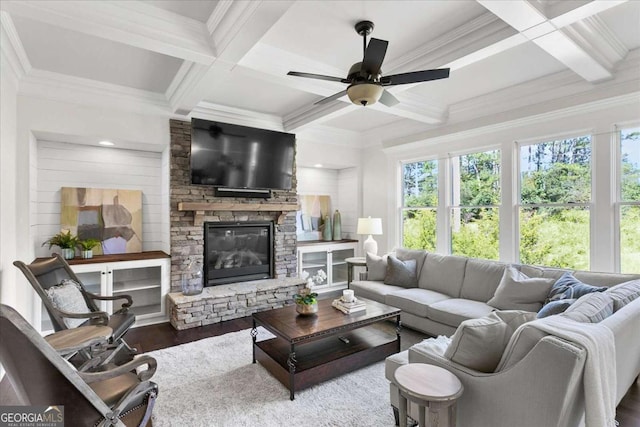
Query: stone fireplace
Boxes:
[{"xmin": 167, "ymin": 119, "xmax": 303, "ymax": 329}]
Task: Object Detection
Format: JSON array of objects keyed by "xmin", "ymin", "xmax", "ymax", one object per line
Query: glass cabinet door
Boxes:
[
  {"xmin": 112, "ymin": 265, "xmax": 162, "ymax": 317},
  {"xmin": 330, "ymin": 249, "xmax": 353, "ymax": 286},
  {"xmin": 300, "ymin": 251, "xmax": 328, "ymax": 287}
]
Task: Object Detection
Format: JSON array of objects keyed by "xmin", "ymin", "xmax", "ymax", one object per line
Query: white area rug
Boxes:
[{"xmin": 146, "ymin": 328, "xmax": 396, "ymax": 427}]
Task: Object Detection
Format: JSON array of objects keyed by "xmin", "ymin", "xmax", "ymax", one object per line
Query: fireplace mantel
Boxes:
[{"xmin": 177, "ymin": 202, "xmax": 298, "ymax": 226}]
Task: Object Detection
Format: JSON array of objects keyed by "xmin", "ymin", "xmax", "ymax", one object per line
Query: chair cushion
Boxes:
[
  {"xmin": 562, "ymin": 292, "xmax": 614, "ymax": 323},
  {"xmin": 107, "ymin": 312, "xmax": 136, "ymax": 341},
  {"xmin": 546, "ymin": 272, "xmax": 606, "ymax": 303},
  {"xmin": 366, "ymin": 253, "xmax": 387, "ymax": 281},
  {"xmin": 487, "ymin": 266, "xmax": 555, "ymax": 312},
  {"xmin": 426, "ymin": 299, "xmax": 495, "ymax": 328},
  {"xmin": 418, "ymin": 253, "xmax": 468, "ymax": 297},
  {"xmin": 350, "ymin": 281, "xmax": 405, "ymax": 303},
  {"xmin": 536, "ymin": 299, "xmax": 576, "ymax": 318},
  {"xmin": 460, "ymin": 259, "xmax": 507, "ymax": 302},
  {"xmin": 89, "ymin": 371, "xmax": 140, "ymax": 406},
  {"xmin": 384, "ymin": 256, "xmax": 417, "ymax": 288},
  {"xmin": 605, "ymin": 279, "xmax": 640, "ymax": 311},
  {"xmin": 45, "ymin": 279, "xmax": 91, "ymax": 328},
  {"xmin": 444, "ymin": 310, "xmax": 536, "ymax": 372},
  {"xmin": 395, "ymin": 248, "xmax": 428, "ymax": 277},
  {"xmin": 385, "ymin": 288, "xmax": 451, "ymax": 317}
]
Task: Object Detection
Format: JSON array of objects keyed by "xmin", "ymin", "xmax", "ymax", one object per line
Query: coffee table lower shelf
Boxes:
[{"xmin": 254, "ymin": 325, "xmax": 398, "ymax": 399}]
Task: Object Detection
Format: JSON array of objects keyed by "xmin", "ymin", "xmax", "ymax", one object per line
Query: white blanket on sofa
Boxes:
[{"xmin": 529, "ymin": 315, "xmax": 617, "ymax": 427}]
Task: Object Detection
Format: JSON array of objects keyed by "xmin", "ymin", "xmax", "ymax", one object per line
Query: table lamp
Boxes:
[{"xmin": 357, "ymin": 217, "xmax": 383, "ymax": 256}]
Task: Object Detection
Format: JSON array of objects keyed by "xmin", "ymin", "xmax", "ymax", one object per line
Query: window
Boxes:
[
  {"xmin": 619, "ymin": 126, "xmax": 640, "ymax": 273},
  {"xmin": 401, "ymin": 160, "xmax": 438, "ymax": 251},
  {"xmin": 450, "ymin": 150, "xmax": 500, "ymax": 260},
  {"xmin": 519, "ymin": 136, "xmax": 591, "ymax": 270}
]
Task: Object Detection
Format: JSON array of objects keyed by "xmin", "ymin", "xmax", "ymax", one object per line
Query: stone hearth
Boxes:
[{"xmin": 167, "ymin": 277, "xmax": 306, "ymax": 330}]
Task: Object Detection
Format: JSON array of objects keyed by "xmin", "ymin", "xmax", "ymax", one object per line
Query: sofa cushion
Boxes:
[
  {"xmin": 384, "ymin": 350, "xmax": 409, "ymax": 382},
  {"xmin": 395, "ymin": 248, "xmax": 428, "ymax": 277},
  {"xmin": 444, "ymin": 310, "xmax": 536, "ymax": 372},
  {"xmin": 562, "ymin": 292, "xmax": 614, "ymax": 323},
  {"xmin": 460, "ymin": 259, "xmax": 507, "ymax": 302},
  {"xmin": 546, "ymin": 272, "xmax": 606, "ymax": 303},
  {"xmin": 350, "ymin": 281, "xmax": 405, "ymax": 303},
  {"xmin": 418, "ymin": 253, "xmax": 468, "ymax": 297},
  {"xmin": 574, "ymin": 271, "xmax": 640, "ymax": 287},
  {"xmin": 386, "ymin": 288, "xmax": 451, "ymax": 318},
  {"xmin": 517, "ymin": 265, "xmax": 545, "ymax": 278},
  {"xmin": 384, "ymin": 256, "xmax": 418, "ymax": 288},
  {"xmin": 536, "ymin": 298, "xmax": 576, "ymax": 318},
  {"xmin": 426, "ymin": 298, "xmax": 495, "ymax": 328},
  {"xmin": 541, "ymin": 267, "xmax": 572, "ymax": 280},
  {"xmin": 366, "ymin": 252, "xmax": 388, "ymax": 281},
  {"xmin": 605, "ymin": 279, "xmax": 640, "ymax": 311},
  {"xmin": 487, "ymin": 266, "xmax": 555, "ymax": 312}
]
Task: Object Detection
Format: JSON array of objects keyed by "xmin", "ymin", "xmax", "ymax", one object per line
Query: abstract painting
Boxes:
[
  {"xmin": 296, "ymin": 195, "xmax": 331, "ymax": 241},
  {"xmin": 60, "ymin": 187, "xmax": 142, "ymax": 255}
]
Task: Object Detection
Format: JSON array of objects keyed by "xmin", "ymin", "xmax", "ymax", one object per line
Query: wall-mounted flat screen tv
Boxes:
[{"xmin": 190, "ymin": 118, "xmax": 295, "ymax": 190}]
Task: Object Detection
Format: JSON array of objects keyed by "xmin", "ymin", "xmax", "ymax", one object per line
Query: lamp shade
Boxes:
[
  {"xmin": 357, "ymin": 217, "xmax": 383, "ymax": 235},
  {"xmin": 347, "ymin": 83, "xmax": 383, "ymax": 106}
]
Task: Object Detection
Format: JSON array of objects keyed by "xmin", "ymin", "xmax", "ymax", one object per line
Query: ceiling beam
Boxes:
[
  {"xmin": 0, "ymin": 0, "xmax": 216, "ymax": 64},
  {"xmin": 476, "ymin": 0, "xmax": 627, "ymax": 82}
]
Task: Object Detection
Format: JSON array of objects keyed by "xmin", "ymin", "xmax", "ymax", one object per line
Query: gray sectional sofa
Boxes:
[{"xmin": 350, "ymin": 248, "xmax": 640, "ymax": 336}]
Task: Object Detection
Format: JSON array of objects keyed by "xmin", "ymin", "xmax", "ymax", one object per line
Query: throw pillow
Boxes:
[
  {"xmin": 536, "ymin": 298, "xmax": 576, "ymax": 318},
  {"xmin": 366, "ymin": 252, "xmax": 388, "ymax": 281},
  {"xmin": 45, "ymin": 279, "xmax": 91, "ymax": 328},
  {"xmin": 487, "ymin": 266, "xmax": 555, "ymax": 312},
  {"xmin": 562, "ymin": 292, "xmax": 614, "ymax": 323},
  {"xmin": 546, "ymin": 272, "xmax": 606, "ymax": 303},
  {"xmin": 384, "ymin": 256, "xmax": 417, "ymax": 288},
  {"xmin": 395, "ymin": 248, "xmax": 428, "ymax": 277},
  {"xmin": 606, "ymin": 279, "xmax": 640, "ymax": 311},
  {"xmin": 444, "ymin": 310, "xmax": 536, "ymax": 372}
]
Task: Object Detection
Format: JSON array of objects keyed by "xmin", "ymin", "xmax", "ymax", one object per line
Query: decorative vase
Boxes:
[
  {"xmin": 181, "ymin": 260, "xmax": 204, "ymax": 296},
  {"xmin": 296, "ymin": 302, "xmax": 318, "ymax": 316},
  {"xmin": 321, "ymin": 215, "xmax": 332, "ymax": 241},
  {"xmin": 332, "ymin": 210, "xmax": 342, "ymax": 241},
  {"xmin": 61, "ymin": 248, "xmax": 75, "ymax": 260},
  {"xmin": 81, "ymin": 250, "xmax": 93, "ymax": 259}
]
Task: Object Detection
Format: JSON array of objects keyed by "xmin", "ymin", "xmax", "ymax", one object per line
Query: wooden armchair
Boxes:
[
  {"xmin": 14, "ymin": 254, "xmax": 137, "ymax": 363},
  {"xmin": 0, "ymin": 304, "xmax": 158, "ymax": 427}
]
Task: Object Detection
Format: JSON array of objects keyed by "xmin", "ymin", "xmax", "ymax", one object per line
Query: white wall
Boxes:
[
  {"xmin": 366, "ymin": 95, "xmax": 640, "ymax": 272},
  {"xmin": 34, "ymin": 141, "xmax": 165, "ymax": 258}
]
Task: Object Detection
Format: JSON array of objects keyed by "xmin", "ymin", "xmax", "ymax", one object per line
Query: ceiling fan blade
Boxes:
[
  {"xmin": 361, "ymin": 38, "xmax": 388, "ymax": 76},
  {"xmin": 314, "ymin": 89, "xmax": 348, "ymax": 105},
  {"xmin": 287, "ymin": 71, "xmax": 349, "ymax": 83},
  {"xmin": 379, "ymin": 89, "xmax": 400, "ymax": 107},
  {"xmin": 381, "ymin": 68, "xmax": 450, "ymax": 86}
]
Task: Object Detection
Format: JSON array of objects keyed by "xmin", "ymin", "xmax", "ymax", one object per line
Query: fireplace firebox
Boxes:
[{"xmin": 204, "ymin": 221, "xmax": 274, "ymax": 286}]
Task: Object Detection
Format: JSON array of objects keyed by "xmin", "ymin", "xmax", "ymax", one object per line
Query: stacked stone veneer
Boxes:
[
  {"xmin": 167, "ymin": 277, "xmax": 306, "ymax": 330},
  {"xmin": 169, "ymin": 119, "xmax": 299, "ymax": 328}
]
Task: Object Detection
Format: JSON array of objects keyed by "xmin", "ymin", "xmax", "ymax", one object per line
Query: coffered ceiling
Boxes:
[{"xmin": 1, "ymin": 0, "xmax": 638, "ymax": 145}]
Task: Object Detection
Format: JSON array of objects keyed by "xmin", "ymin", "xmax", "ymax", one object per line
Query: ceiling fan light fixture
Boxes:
[{"xmin": 346, "ymin": 83, "xmax": 383, "ymax": 106}]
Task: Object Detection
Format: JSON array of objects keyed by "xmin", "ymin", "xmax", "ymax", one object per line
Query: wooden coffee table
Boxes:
[{"xmin": 252, "ymin": 297, "xmax": 401, "ymax": 400}]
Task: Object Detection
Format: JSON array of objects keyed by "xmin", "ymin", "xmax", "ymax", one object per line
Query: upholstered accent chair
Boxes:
[
  {"xmin": 14, "ymin": 254, "xmax": 137, "ymax": 363},
  {"xmin": 0, "ymin": 304, "xmax": 158, "ymax": 427}
]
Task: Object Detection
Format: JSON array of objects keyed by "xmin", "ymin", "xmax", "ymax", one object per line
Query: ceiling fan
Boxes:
[{"xmin": 287, "ymin": 20, "xmax": 450, "ymax": 107}]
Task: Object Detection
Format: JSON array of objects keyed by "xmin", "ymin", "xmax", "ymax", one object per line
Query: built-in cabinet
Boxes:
[
  {"xmin": 297, "ymin": 240, "xmax": 357, "ymax": 291},
  {"xmin": 37, "ymin": 251, "xmax": 170, "ymax": 333}
]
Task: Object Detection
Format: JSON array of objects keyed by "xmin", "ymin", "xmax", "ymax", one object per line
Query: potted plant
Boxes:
[
  {"xmin": 42, "ymin": 230, "xmax": 78, "ymax": 260},
  {"xmin": 293, "ymin": 288, "xmax": 319, "ymax": 316},
  {"xmin": 77, "ymin": 238, "xmax": 101, "ymax": 259}
]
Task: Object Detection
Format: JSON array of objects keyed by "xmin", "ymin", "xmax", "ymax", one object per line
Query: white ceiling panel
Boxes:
[
  {"xmin": 143, "ymin": 0, "xmax": 218, "ymax": 22},
  {"xmin": 410, "ymin": 41, "xmax": 566, "ymax": 105},
  {"xmin": 323, "ymin": 106, "xmax": 403, "ymax": 132},
  {"xmin": 598, "ymin": 1, "xmax": 640, "ymax": 51},
  {"xmin": 12, "ymin": 16, "xmax": 182, "ymax": 93}
]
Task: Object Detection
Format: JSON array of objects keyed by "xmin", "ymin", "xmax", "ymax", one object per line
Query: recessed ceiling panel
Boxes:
[
  {"xmin": 323, "ymin": 107, "xmax": 403, "ymax": 132},
  {"xmin": 13, "ymin": 16, "xmax": 182, "ymax": 93},
  {"xmin": 143, "ymin": 0, "xmax": 218, "ymax": 22},
  {"xmin": 409, "ymin": 41, "xmax": 566, "ymax": 105}
]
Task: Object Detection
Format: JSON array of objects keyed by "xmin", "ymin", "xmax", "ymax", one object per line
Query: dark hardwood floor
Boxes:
[{"xmin": 2, "ymin": 314, "xmax": 639, "ymax": 426}]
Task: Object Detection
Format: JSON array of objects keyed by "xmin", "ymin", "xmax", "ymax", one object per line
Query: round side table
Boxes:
[
  {"xmin": 345, "ymin": 256, "xmax": 366, "ymax": 288},
  {"xmin": 393, "ymin": 363, "xmax": 463, "ymax": 427}
]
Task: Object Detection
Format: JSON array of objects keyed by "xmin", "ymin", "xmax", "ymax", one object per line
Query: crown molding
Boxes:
[
  {"xmin": 383, "ymin": 91, "xmax": 640, "ymax": 156},
  {"xmin": 165, "ymin": 61, "xmax": 212, "ymax": 114},
  {"xmin": 283, "ymin": 101, "xmax": 356, "ymax": 132},
  {"xmin": 563, "ymin": 16, "xmax": 628, "ymax": 71},
  {"xmin": 0, "ymin": 12, "xmax": 31, "ymax": 82},
  {"xmin": 191, "ymin": 101, "xmax": 283, "ymax": 131},
  {"xmin": 19, "ymin": 69, "xmax": 171, "ymax": 115},
  {"xmin": 207, "ymin": 0, "xmax": 260, "ymax": 56},
  {"xmin": 0, "ymin": 0, "xmax": 215, "ymax": 64}
]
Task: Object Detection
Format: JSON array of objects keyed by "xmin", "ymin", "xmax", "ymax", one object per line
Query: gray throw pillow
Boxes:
[
  {"xmin": 45, "ymin": 279, "xmax": 90, "ymax": 328},
  {"xmin": 366, "ymin": 253, "xmax": 388, "ymax": 281},
  {"xmin": 563, "ymin": 292, "xmax": 614, "ymax": 323},
  {"xmin": 606, "ymin": 279, "xmax": 640, "ymax": 311},
  {"xmin": 487, "ymin": 266, "xmax": 555, "ymax": 312},
  {"xmin": 384, "ymin": 256, "xmax": 417, "ymax": 288}
]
